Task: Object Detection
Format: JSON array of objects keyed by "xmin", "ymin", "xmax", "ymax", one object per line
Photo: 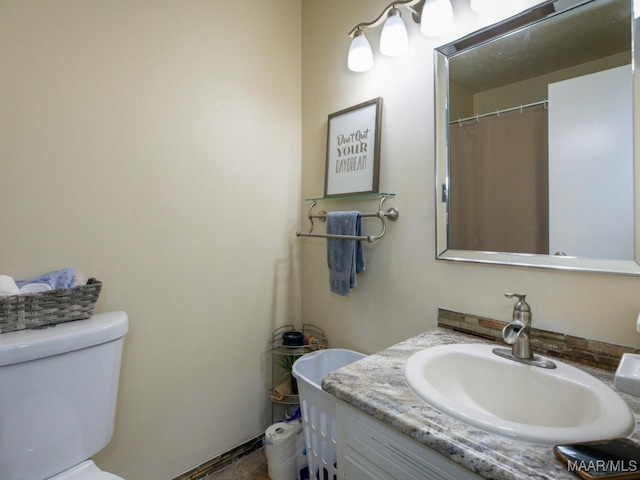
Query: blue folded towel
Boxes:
[
  {"xmin": 16, "ymin": 268, "xmax": 75, "ymax": 290},
  {"xmin": 326, "ymin": 211, "xmax": 365, "ymax": 296}
]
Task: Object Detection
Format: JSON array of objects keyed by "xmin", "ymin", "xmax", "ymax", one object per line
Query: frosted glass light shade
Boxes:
[
  {"xmin": 421, "ymin": 0, "xmax": 454, "ymax": 37},
  {"xmin": 348, "ymin": 30, "xmax": 374, "ymax": 72},
  {"xmin": 380, "ymin": 9, "xmax": 408, "ymax": 56}
]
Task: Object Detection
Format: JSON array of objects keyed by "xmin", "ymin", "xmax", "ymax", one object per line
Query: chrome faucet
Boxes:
[{"xmin": 493, "ymin": 293, "xmax": 556, "ymax": 369}]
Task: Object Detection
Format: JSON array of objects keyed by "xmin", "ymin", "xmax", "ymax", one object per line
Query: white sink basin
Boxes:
[{"xmin": 404, "ymin": 344, "xmax": 636, "ymax": 444}]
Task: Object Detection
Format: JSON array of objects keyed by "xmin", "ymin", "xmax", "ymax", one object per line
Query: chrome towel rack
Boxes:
[{"xmin": 296, "ymin": 194, "xmax": 399, "ymax": 243}]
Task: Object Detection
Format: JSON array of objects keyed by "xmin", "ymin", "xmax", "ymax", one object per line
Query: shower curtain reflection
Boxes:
[{"xmin": 449, "ymin": 105, "xmax": 549, "ymax": 254}]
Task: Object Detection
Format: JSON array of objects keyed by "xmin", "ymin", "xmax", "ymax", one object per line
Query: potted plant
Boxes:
[{"xmin": 276, "ymin": 354, "xmax": 299, "ymax": 394}]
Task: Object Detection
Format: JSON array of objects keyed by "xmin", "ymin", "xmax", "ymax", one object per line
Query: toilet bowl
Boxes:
[{"xmin": 48, "ymin": 460, "xmax": 124, "ymax": 480}]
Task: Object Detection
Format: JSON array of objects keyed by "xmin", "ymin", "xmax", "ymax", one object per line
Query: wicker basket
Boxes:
[{"xmin": 0, "ymin": 278, "xmax": 102, "ymax": 333}]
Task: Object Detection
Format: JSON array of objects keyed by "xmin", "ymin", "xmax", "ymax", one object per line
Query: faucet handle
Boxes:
[
  {"xmin": 504, "ymin": 292, "xmax": 526, "ymax": 303},
  {"xmin": 504, "ymin": 292, "xmax": 532, "ymax": 324}
]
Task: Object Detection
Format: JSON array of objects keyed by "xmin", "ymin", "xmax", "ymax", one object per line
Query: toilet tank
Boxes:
[{"xmin": 0, "ymin": 311, "xmax": 129, "ymax": 480}]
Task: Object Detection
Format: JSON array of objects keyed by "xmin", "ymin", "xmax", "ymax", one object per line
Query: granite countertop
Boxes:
[{"xmin": 322, "ymin": 328, "xmax": 640, "ymax": 480}]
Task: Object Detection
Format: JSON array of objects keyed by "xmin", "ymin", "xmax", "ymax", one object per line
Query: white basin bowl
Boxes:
[{"xmin": 404, "ymin": 343, "xmax": 636, "ymax": 444}]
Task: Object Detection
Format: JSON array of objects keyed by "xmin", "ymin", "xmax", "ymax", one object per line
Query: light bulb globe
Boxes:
[
  {"xmin": 348, "ymin": 30, "xmax": 374, "ymax": 72},
  {"xmin": 380, "ymin": 9, "xmax": 408, "ymax": 56},
  {"xmin": 421, "ymin": 0, "xmax": 454, "ymax": 37}
]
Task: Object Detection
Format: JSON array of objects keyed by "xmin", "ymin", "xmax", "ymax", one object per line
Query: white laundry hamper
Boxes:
[{"xmin": 292, "ymin": 348, "xmax": 366, "ymax": 480}]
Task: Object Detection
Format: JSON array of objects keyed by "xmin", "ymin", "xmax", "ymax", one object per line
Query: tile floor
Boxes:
[{"xmin": 207, "ymin": 448, "xmax": 269, "ymax": 480}]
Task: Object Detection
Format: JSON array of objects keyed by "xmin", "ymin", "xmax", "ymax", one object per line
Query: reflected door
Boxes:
[{"xmin": 548, "ymin": 65, "xmax": 633, "ymax": 259}]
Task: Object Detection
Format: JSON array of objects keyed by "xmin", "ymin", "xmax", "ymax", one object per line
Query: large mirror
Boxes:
[{"xmin": 435, "ymin": 0, "xmax": 640, "ymax": 275}]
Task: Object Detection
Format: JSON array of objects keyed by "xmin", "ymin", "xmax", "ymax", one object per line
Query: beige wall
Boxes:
[
  {"xmin": 301, "ymin": 0, "xmax": 640, "ymax": 358},
  {"xmin": 0, "ymin": 1, "xmax": 301, "ymax": 479}
]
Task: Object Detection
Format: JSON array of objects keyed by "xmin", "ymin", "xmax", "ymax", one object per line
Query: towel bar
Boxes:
[{"xmin": 295, "ymin": 195, "xmax": 399, "ymax": 243}]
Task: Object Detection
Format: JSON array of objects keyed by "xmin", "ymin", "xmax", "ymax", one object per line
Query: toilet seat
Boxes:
[{"xmin": 48, "ymin": 460, "xmax": 124, "ymax": 480}]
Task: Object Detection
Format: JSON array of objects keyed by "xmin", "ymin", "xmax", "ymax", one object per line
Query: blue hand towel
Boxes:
[
  {"xmin": 326, "ymin": 211, "xmax": 365, "ymax": 296},
  {"xmin": 16, "ymin": 268, "xmax": 75, "ymax": 290}
]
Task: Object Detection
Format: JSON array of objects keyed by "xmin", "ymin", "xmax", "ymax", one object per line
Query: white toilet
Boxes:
[{"xmin": 0, "ymin": 311, "xmax": 129, "ymax": 480}]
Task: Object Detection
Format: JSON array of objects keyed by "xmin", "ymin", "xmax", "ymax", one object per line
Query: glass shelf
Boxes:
[{"xmin": 304, "ymin": 192, "xmax": 395, "ymax": 202}]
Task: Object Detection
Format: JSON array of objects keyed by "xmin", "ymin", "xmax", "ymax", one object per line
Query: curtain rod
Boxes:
[{"xmin": 450, "ymin": 99, "xmax": 548, "ymax": 126}]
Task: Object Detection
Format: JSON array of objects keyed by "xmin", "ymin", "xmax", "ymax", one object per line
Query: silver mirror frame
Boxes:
[{"xmin": 434, "ymin": 0, "xmax": 640, "ymax": 275}]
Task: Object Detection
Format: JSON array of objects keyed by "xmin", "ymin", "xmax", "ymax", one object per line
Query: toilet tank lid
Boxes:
[{"xmin": 0, "ymin": 311, "xmax": 128, "ymax": 366}]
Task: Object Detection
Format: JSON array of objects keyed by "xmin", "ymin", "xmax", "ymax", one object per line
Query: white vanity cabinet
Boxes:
[{"xmin": 336, "ymin": 401, "xmax": 482, "ymax": 480}]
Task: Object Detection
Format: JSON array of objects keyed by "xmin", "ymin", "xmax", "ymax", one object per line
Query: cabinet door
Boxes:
[
  {"xmin": 342, "ymin": 453, "xmax": 389, "ymax": 480},
  {"xmin": 337, "ymin": 402, "xmax": 482, "ymax": 480}
]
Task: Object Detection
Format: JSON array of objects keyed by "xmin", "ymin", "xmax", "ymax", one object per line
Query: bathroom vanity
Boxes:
[{"xmin": 323, "ymin": 329, "xmax": 640, "ymax": 480}]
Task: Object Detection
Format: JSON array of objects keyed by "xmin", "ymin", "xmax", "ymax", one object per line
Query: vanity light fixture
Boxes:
[{"xmin": 347, "ymin": 0, "xmax": 454, "ymax": 72}]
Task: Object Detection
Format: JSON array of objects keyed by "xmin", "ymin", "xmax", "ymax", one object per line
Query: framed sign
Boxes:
[{"xmin": 324, "ymin": 97, "xmax": 382, "ymax": 197}]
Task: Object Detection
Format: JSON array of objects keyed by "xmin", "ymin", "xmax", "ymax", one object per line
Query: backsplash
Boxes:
[{"xmin": 438, "ymin": 308, "xmax": 639, "ymax": 372}]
